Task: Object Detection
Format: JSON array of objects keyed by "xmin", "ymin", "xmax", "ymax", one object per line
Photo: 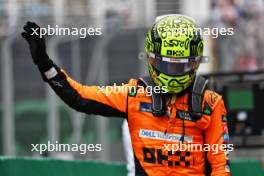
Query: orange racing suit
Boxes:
[{"xmin": 42, "ymin": 64, "xmax": 231, "ymax": 176}]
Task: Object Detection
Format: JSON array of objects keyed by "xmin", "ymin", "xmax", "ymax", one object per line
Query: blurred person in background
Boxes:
[
  {"xmin": 122, "ymin": 120, "xmax": 135, "ymax": 176},
  {"xmin": 21, "ymin": 14, "xmax": 230, "ymax": 176},
  {"xmin": 210, "ymin": 0, "xmax": 264, "ymax": 72}
]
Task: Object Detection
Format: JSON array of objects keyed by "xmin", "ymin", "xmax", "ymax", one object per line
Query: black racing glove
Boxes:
[{"xmin": 22, "ymin": 21, "xmax": 53, "ymax": 72}]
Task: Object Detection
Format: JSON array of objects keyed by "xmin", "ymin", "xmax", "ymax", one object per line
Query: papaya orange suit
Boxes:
[{"xmin": 44, "ymin": 66, "xmax": 231, "ymax": 176}]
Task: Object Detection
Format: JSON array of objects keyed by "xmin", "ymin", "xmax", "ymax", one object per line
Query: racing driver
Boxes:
[{"xmin": 22, "ymin": 14, "xmax": 231, "ymax": 176}]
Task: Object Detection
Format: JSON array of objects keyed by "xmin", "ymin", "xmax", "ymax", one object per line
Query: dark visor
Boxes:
[{"xmin": 148, "ymin": 52, "xmax": 209, "ymax": 76}]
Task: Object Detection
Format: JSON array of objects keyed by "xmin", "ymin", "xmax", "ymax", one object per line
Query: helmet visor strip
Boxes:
[{"xmin": 148, "ymin": 52, "xmax": 209, "ymax": 76}]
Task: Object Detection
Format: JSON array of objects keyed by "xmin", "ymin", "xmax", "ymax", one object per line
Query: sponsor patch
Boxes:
[
  {"xmin": 139, "ymin": 102, "xmax": 152, "ymax": 113},
  {"xmin": 176, "ymin": 110, "xmax": 193, "ymax": 121},
  {"xmin": 51, "ymin": 80, "xmax": 63, "ymax": 87},
  {"xmin": 128, "ymin": 86, "xmax": 137, "ymax": 97},
  {"xmin": 44, "ymin": 67, "xmax": 58, "ymax": 79},
  {"xmin": 139, "ymin": 129, "xmax": 193, "ymax": 143},
  {"xmin": 203, "ymin": 102, "xmax": 212, "ymax": 115}
]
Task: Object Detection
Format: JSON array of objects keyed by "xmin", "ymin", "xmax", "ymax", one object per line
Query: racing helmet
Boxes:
[{"xmin": 145, "ymin": 14, "xmax": 208, "ymax": 93}]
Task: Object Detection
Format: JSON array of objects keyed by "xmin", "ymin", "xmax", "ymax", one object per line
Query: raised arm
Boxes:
[{"xmin": 22, "ymin": 21, "xmax": 128, "ymax": 118}]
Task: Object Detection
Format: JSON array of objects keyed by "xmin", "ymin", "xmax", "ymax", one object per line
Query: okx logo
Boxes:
[{"xmin": 143, "ymin": 147, "xmax": 193, "ymax": 167}]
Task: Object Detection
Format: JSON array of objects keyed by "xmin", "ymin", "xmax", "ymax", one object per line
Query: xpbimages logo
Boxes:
[
  {"xmin": 31, "ymin": 141, "xmax": 102, "ymax": 155},
  {"xmin": 96, "ymin": 83, "xmax": 168, "ymax": 96},
  {"xmin": 30, "ymin": 25, "xmax": 102, "ymax": 38},
  {"xmin": 163, "ymin": 141, "xmax": 234, "ymax": 154}
]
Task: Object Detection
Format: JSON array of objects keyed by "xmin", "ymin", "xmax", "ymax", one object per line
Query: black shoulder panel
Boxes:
[
  {"xmin": 188, "ymin": 75, "xmax": 208, "ymax": 121},
  {"xmin": 138, "ymin": 77, "xmax": 166, "ymax": 116}
]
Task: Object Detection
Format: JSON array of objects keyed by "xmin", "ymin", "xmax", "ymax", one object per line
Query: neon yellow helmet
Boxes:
[{"xmin": 145, "ymin": 14, "xmax": 207, "ymax": 94}]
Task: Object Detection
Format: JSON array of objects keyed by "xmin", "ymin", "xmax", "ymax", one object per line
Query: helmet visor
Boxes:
[{"xmin": 148, "ymin": 52, "xmax": 209, "ymax": 76}]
